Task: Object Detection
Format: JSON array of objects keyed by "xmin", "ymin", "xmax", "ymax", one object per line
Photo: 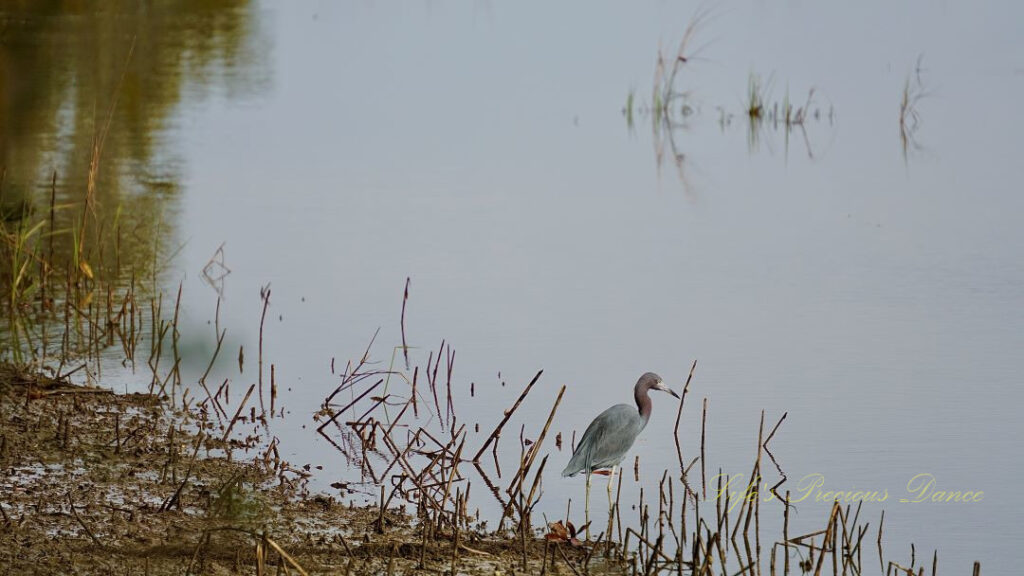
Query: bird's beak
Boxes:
[{"xmin": 658, "ymin": 381, "xmax": 680, "ymax": 398}]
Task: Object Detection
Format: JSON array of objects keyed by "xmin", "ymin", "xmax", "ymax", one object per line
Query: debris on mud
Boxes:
[{"xmin": 0, "ymin": 363, "xmax": 590, "ymax": 575}]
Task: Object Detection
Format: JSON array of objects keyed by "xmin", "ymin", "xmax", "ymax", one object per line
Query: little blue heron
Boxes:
[{"xmin": 562, "ymin": 372, "xmax": 679, "ymax": 537}]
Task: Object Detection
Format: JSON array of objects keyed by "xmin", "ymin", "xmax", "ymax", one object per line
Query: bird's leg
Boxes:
[
  {"xmin": 605, "ymin": 465, "xmax": 617, "ymax": 544},
  {"xmin": 585, "ymin": 472, "xmax": 592, "ymax": 541},
  {"xmin": 607, "ymin": 465, "xmax": 616, "ymax": 509}
]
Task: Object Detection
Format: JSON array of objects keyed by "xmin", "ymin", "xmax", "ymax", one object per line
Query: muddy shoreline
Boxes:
[{"xmin": 0, "ymin": 363, "xmax": 589, "ymax": 575}]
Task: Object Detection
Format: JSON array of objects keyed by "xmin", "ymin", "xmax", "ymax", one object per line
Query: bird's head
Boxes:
[{"xmin": 640, "ymin": 372, "xmax": 680, "ymax": 399}]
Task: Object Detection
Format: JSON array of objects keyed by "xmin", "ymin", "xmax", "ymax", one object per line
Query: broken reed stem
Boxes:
[
  {"xmin": 426, "ymin": 341, "xmax": 445, "ymax": 427},
  {"xmin": 170, "ymin": 282, "xmax": 183, "ymax": 398},
  {"xmin": 507, "ymin": 385, "xmax": 565, "ymax": 500},
  {"xmin": 68, "ymin": 491, "xmax": 103, "ymax": 549},
  {"xmin": 418, "ymin": 513, "xmax": 428, "ymax": 569},
  {"xmin": 198, "ymin": 328, "xmax": 228, "ymax": 420},
  {"xmin": 258, "ymin": 284, "xmax": 271, "ymax": 416},
  {"xmin": 877, "ymin": 509, "xmax": 885, "ymax": 547},
  {"xmin": 445, "ymin": 347, "xmax": 455, "ymax": 429},
  {"xmin": 473, "ymin": 370, "xmax": 543, "ymax": 461},
  {"xmin": 380, "ymin": 434, "xmax": 448, "ymax": 519},
  {"xmin": 450, "ymin": 493, "xmax": 460, "ymax": 574},
  {"xmin": 817, "ymin": 503, "xmax": 842, "ymax": 576},
  {"xmin": 438, "ymin": 436, "xmax": 467, "ymax": 517},
  {"xmin": 376, "ymin": 485, "xmax": 386, "ymax": 534},
  {"xmin": 160, "ymin": 432, "xmax": 205, "ymax": 511},
  {"xmin": 519, "ymin": 491, "xmax": 530, "ymax": 570},
  {"xmin": 522, "ymin": 454, "xmax": 549, "ymax": 530},
  {"xmin": 401, "ymin": 277, "xmax": 410, "ymax": 370},
  {"xmin": 383, "ymin": 396, "xmax": 413, "ymax": 439},
  {"xmin": 555, "ymin": 543, "xmax": 583, "ymax": 576},
  {"xmin": 323, "ymin": 329, "xmax": 379, "ymax": 406},
  {"xmin": 223, "ymin": 384, "xmax": 256, "ymax": 443},
  {"xmin": 733, "ymin": 411, "xmax": 765, "ymax": 543},
  {"xmin": 411, "ymin": 365, "xmax": 419, "ymax": 418},
  {"xmin": 626, "ymin": 527, "xmax": 676, "ymax": 565},
  {"xmin": 784, "ymin": 489, "xmax": 791, "ymax": 575},
  {"xmin": 672, "ymin": 360, "xmax": 697, "ymax": 475},
  {"xmin": 270, "ymin": 364, "xmax": 277, "ymax": 416},
  {"xmin": 700, "ymin": 397, "xmax": 708, "ymax": 499},
  {"xmin": 189, "ymin": 528, "xmax": 309, "ymax": 576},
  {"xmin": 262, "ymin": 535, "xmax": 310, "ymax": 576},
  {"xmin": 377, "ymin": 428, "xmax": 425, "ymax": 484},
  {"xmin": 317, "ymin": 379, "xmax": 383, "ymax": 434}
]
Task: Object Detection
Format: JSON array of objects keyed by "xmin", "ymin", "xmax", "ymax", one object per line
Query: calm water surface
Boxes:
[{"xmin": 2, "ymin": 1, "xmax": 1022, "ymax": 573}]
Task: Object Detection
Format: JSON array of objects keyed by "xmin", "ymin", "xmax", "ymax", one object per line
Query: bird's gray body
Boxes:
[
  {"xmin": 561, "ymin": 402, "xmax": 647, "ymax": 477},
  {"xmin": 562, "ymin": 372, "xmax": 676, "ymax": 542}
]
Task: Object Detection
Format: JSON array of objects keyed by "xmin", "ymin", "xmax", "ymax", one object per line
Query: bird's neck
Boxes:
[{"xmin": 635, "ymin": 385, "xmax": 652, "ymax": 429}]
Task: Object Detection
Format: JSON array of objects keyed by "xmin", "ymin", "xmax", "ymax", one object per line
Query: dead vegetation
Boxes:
[
  {"xmin": 0, "ymin": 251, "xmax": 981, "ymax": 575},
  {"xmin": 0, "ymin": 362, "xmax": 566, "ymax": 575}
]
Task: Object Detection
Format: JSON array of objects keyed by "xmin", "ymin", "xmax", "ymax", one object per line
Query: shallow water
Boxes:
[{"xmin": 3, "ymin": 1, "xmax": 1023, "ymax": 572}]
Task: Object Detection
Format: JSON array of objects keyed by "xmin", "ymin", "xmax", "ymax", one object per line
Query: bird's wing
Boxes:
[{"xmin": 562, "ymin": 404, "xmax": 641, "ymax": 476}]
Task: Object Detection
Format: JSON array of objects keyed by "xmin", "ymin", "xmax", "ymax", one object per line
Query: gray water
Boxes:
[{"xmin": 3, "ymin": 1, "xmax": 1023, "ymax": 573}]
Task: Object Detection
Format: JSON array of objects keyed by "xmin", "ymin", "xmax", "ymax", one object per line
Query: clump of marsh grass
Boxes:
[
  {"xmin": 746, "ymin": 71, "xmax": 770, "ymax": 121},
  {"xmin": 629, "ymin": 8, "xmax": 835, "ymax": 191},
  {"xmin": 632, "ymin": 8, "xmax": 715, "ymax": 194},
  {"xmin": 744, "ymin": 71, "xmax": 772, "ymax": 151},
  {"xmin": 652, "ymin": 7, "xmax": 713, "ymax": 126},
  {"xmin": 781, "ymin": 85, "xmax": 816, "ymax": 127},
  {"xmin": 742, "ymin": 72, "xmax": 829, "ymax": 160},
  {"xmin": 623, "ymin": 88, "xmax": 636, "ymax": 131},
  {"xmin": 899, "ymin": 54, "xmax": 929, "ymax": 161}
]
